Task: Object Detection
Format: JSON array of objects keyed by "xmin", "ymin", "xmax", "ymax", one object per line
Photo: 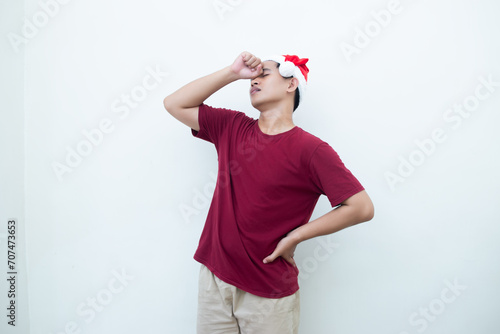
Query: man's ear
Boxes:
[{"xmin": 286, "ymin": 77, "xmax": 299, "ymax": 93}]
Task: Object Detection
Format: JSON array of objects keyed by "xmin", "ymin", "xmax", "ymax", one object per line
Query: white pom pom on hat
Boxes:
[
  {"xmin": 277, "ymin": 61, "xmax": 296, "ymax": 77},
  {"xmin": 262, "ymin": 54, "xmax": 309, "ymax": 106}
]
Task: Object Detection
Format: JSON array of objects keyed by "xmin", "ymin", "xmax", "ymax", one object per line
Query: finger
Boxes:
[
  {"xmin": 252, "ymin": 58, "xmax": 262, "ymax": 68},
  {"xmin": 263, "ymin": 252, "xmax": 277, "ymax": 264},
  {"xmin": 243, "ymin": 54, "xmax": 252, "ymax": 63},
  {"xmin": 283, "ymin": 255, "xmax": 297, "ymax": 267},
  {"xmin": 250, "ymin": 65, "xmax": 261, "ymax": 74},
  {"xmin": 241, "ymin": 51, "xmax": 250, "ymax": 61},
  {"xmin": 248, "ymin": 57, "xmax": 261, "ymax": 68},
  {"xmin": 245, "ymin": 55, "xmax": 257, "ymax": 67},
  {"xmin": 250, "ymin": 64, "xmax": 263, "ymax": 76}
]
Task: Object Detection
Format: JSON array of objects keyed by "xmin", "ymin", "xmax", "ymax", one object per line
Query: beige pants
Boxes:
[{"xmin": 197, "ymin": 264, "xmax": 300, "ymax": 334}]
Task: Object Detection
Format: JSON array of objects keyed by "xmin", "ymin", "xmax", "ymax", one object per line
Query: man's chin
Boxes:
[{"xmin": 250, "ymin": 98, "xmax": 263, "ymax": 111}]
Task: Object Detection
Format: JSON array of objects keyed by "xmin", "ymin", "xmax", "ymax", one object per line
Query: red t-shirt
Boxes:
[{"xmin": 191, "ymin": 104, "xmax": 364, "ymax": 298}]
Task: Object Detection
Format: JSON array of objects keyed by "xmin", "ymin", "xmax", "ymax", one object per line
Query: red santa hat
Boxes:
[{"xmin": 263, "ymin": 54, "xmax": 309, "ymax": 106}]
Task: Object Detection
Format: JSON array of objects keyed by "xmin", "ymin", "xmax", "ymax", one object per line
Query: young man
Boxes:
[{"xmin": 163, "ymin": 51, "xmax": 374, "ymax": 334}]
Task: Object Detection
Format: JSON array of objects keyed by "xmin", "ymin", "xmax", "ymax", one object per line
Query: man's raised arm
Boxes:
[{"xmin": 163, "ymin": 52, "xmax": 263, "ymax": 131}]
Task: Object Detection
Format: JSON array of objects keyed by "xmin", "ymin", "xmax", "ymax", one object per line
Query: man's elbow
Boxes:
[
  {"xmin": 359, "ymin": 198, "xmax": 374, "ymax": 223},
  {"xmin": 163, "ymin": 96, "xmax": 174, "ymax": 114},
  {"xmin": 344, "ymin": 190, "xmax": 374, "ymax": 223}
]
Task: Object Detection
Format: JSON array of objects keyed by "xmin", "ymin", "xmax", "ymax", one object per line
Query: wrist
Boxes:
[
  {"xmin": 224, "ymin": 65, "xmax": 241, "ymax": 82},
  {"xmin": 288, "ymin": 227, "xmax": 305, "ymax": 245}
]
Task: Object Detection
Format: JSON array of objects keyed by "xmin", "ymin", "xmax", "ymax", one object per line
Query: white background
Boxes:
[{"xmin": 1, "ymin": 0, "xmax": 500, "ymax": 333}]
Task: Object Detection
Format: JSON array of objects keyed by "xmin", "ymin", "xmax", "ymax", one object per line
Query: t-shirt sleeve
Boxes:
[
  {"xmin": 309, "ymin": 142, "xmax": 365, "ymax": 207},
  {"xmin": 191, "ymin": 103, "xmax": 238, "ymax": 146}
]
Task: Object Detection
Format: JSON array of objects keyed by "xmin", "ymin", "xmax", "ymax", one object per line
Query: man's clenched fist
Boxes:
[{"xmin": 230, "ymin": 51, "xmax": 263, "ymax": 80}]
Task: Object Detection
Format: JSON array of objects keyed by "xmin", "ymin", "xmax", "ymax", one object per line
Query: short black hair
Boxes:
[{"xmin": 276, "ymin": 63, "xmax": 300, "ymax": 112}]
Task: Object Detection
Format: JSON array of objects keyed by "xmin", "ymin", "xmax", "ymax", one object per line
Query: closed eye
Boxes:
[{"xmin": 261, "ymin": 68, "xmax": 271, "ymax": 78}]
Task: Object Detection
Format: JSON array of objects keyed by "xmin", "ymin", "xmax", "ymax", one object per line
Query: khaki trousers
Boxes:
[{"xmin": 197, "ymin": 264, "xmax": 300, "ymax": 334}]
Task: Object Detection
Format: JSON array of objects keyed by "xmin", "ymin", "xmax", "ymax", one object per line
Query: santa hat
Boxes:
[{"xmin": 263, "ymin": 54, "xmax": 309, "ymax": 106}]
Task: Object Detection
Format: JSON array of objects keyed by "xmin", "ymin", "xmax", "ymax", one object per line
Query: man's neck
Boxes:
[{"xmin": 257, "ymin": 107, "xmax": 295, "ymax": 135}]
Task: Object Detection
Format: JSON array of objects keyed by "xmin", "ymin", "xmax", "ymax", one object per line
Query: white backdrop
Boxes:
[{"xmin": 1, "ymin": 0, "xmax": 500, "ymax": 333}]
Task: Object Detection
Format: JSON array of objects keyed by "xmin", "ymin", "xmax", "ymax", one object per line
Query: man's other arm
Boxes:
[
  {"xmin": 292, "ymin": 190, "xmax": 374, "ymax": 242},
  {"xmin": 263, "ymin": 190, "xmax": 374, "ymax": 266}
]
